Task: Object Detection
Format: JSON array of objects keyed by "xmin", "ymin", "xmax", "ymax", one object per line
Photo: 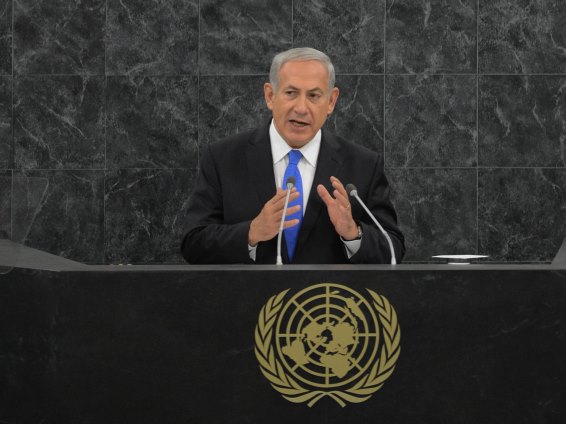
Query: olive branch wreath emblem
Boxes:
[{"xmin": 254, "ymin": 286, "xmax": 401, "ymax": 407}]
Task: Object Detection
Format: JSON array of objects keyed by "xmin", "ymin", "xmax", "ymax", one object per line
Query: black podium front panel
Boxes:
[{"xmin": 1, "ymin": 264, "xmax": 565, "ymax": 424}]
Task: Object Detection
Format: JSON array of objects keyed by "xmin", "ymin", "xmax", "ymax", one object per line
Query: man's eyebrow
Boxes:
[{"xmin": 282, "ymin": 85, "xmax": 325, "ymax": 93}]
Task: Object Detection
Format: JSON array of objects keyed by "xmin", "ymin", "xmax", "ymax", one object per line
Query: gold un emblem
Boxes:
[{"xmin": 254, "ymin": 283, "xmax": 401, "ymax": 407}]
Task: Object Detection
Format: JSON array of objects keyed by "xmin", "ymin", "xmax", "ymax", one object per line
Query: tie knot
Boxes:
[{"xmin": 288, "ymin": 150, "xmax": 302, "ymax": 165}]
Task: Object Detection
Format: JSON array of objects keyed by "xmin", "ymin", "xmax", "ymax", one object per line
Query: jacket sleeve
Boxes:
[
  {"xmin": 181, "ymin": 144, "xmax": 254, "ymax": 264},
  {"xmin": 348, "ymin": 154, "xmax": 405, "ymax": 264}
]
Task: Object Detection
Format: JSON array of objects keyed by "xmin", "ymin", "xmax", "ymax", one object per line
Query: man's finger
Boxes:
[
  {"xmin": 272, "ymin": 190, "xmax": 300, "ymax": 210},
  {"xmin": 330, "ymin": 177, "xmax": 352, "ymax": 209},
  {"xmin": 283, "ymin": 218, "xmax": 300, "ymax": 229},
  {"xmin": 285, "ymin": 205, "xmax": 301, "ymax": 216},
  {"xmin": 269, "ymin": 188, "xmax": 289, "ymax": 205},
  {"xmin": 330, "ymin": 175, "xmax": 344, "ymax": 187},
  {"xmin": 331, "ymin": 176, "xmax": 349, "ymax": 197},
  {"xmin": 317, "ymin": 184, "xmax": 335, "ymax": 207},
  {"xmin": 333, "ymin": 189, "xmax": 351, "ymax": 209}
]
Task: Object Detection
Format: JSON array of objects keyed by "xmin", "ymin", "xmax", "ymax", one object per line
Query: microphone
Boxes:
[
  {"xmin": 276, "ymin": 176, "xmax": 296, "ymax": 265},
  {"xmin": 346, "ymin": 184, "xmax": 397, "ymax": 265}
]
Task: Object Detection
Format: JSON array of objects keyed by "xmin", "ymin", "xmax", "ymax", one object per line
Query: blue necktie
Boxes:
[{"xmin": 283, "ymin": 150, "xmax": 303, "ymax": 262}]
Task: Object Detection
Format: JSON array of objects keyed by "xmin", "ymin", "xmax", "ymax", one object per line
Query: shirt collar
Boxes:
[{"xmin": 269, "ymin": 120, "xmax": 321, "ymax": 167}]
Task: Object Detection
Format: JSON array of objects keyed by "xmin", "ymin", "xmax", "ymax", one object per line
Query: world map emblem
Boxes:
[{"xmin": 254, "ymin": 283, "xmax": 401, "ymax": 407}]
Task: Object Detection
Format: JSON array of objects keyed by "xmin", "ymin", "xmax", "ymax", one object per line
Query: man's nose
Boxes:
[{"xmin": 293, "ymin": 95, "xmax": 308, "ymax": 115}]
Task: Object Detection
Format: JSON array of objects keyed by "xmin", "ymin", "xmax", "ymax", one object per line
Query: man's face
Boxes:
[{"xmin": 264, "ymin": 60, "xmax": 339, "ymax": 148}]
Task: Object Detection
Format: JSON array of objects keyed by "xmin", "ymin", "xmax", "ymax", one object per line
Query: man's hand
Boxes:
[
  {"xmin": 248, "ymin": 188, "xmax": 301, "ymax": 246},
  {"xmin": 317, "ymin": 176, "xmax": 359, "ymax": 240}
]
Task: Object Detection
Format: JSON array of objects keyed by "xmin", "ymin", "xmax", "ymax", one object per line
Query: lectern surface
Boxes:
[{"xmin": 1, "ymin": 254, "xmax": 565, "ymax": 424}]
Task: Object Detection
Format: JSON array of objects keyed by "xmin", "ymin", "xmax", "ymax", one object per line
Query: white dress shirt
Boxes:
[
  {"xmin": 248, "ymin": 121, "xmax": 361, "ymax": 261},
  {"xmin": 270, "ymin": 120, "xmax": 320, "ymax": 213}
]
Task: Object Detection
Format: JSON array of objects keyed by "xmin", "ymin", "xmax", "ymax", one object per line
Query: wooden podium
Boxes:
[{"xmin": 1, "ymin": 240, "xmax": 565, "ymax": 423}]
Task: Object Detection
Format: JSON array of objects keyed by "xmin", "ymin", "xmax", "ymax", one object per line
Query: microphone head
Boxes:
[
  {"xmin": 346, "ymin": 183, "xmax": 358, "ymax": 197},
  {"xmin": 285, "ymin": 176, "xmax": 296, "ymax": 189}
]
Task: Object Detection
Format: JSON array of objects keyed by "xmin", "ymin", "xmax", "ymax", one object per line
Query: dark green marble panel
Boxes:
[
  {"xmin": 294, "ymin": 0, "xmax": 385, "ymax": 73},
  {"xmin": 13, "ymin": 0, "xmax": 104, "ymax": 75},
  {"xmin": 386, "ymin": 75, "xmax": 477, "ymax": 167},
  {"xmin": 199, "ymin": 0, "xmax": 292, "ymax": 74},
  {"xmin": 479, "ymin": 168, "xmax": 566, "ymax": 261},
  {"xmin": 479, "ymin": 0, "xmax": 566, "ymax": 73},
  {"xmin": 106, "ymin": 76, "xmax": 198, "ymax": 169},
  {"xmin": 325, "ymin": 75, "xmax": 384, "ymax": 154},
  {"xmin": 104, "ymin": 168, "xmax": 196, "ymax": 264},
  {"xmin": 11, "ymin": 170, "xmax": 104, "ymax": 263},
  {"xmin": 0, "ymin": 76, "xmax": 11, "ymax": 169},
  {"xmin": 388, "ymin": 168, "xmax": 478, "ymax": 261},
  {"xmin": 479, "ymin": 76, "xmax": 566, "ymax": 167},
  {"xmin": 106, "ymin": 0, "xmax": 198, "ymax": 76},
  {"xmin": 0, "ymin": 170, "xmax": 10, "ymax": 239},
  {"xmin": 386, "ymin": 0, "xmax": 477, "ymax": 74},
  {"xmin": 198, "ymin": 75, "xmax": 271, "ymax": 145},
  {"xmin": 0, "ymin": 0, "xmax": 10, "ymax": 75},
  {"xmin": 13, "ymin": 76, "xmax": 105, "ymax": 170}
]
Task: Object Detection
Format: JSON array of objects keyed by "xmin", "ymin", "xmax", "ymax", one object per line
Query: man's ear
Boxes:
[
  {"xmin": 264, "ymin": 83, "xmax": 275, "ymax": 111},
  {"xmin": 327, "ymin": 86, "xmax": 340, "ymax": 115}
]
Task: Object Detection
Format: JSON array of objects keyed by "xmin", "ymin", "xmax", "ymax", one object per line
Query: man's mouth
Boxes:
[{"xmin": 289, "ymin": 119, "xmax": 310, "ymax": 128}]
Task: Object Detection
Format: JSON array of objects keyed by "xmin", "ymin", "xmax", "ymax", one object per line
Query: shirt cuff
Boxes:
[
  {"xmin": 342, "ymin": 237, "xmax": 361, "ymax": 259},
  {"xmin": 248, "ymin": 244, "xmax": 257, "ymax": 261}
]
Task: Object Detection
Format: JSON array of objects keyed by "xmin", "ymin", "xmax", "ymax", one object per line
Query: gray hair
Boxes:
[{"xmin": 269, "ymin": 47, "xmax": 336, "ymax": 92}]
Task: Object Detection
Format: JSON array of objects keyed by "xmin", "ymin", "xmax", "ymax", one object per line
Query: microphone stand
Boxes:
[
  {"xmin": 276, "ymin": 177, "xmax": 296, "ymax": 265},
  {"xmin": 346, "ymin": 184, "xmax": 397, "ymax": 265}
]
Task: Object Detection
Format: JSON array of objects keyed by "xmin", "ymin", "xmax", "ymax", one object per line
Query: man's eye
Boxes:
[{"xmin": 285, "ymin": 91, "xmax": 296, "ymax": 96}]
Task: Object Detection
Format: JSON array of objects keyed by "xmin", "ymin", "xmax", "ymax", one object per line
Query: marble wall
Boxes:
[{"xmin": 1, "ymin": 0, "xmax": 565, "ymax": 264}]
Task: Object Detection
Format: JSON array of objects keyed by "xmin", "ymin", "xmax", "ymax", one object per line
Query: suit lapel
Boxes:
[
  {"xmin": 246, "ymin": 124, "xmax": 276, "ymax": 206},
  {"xmin": 294, "ymin": 129, "xmax": 343, "ymax": 258}
]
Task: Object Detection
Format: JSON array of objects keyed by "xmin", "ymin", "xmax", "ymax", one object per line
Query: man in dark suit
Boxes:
[{"xmin": 182, "ymin": 48, "xmax": 404, "ymax": 264}]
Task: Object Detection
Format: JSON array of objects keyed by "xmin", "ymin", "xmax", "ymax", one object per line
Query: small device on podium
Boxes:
[{"xmin": 432, "ymin": 254, "xmax": 489, "ymax": 265}]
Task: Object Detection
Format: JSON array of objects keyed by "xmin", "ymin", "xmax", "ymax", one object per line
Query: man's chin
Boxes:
[
  {"xmin": 284, "ymin": 135, "xmax": 312, "ymax": 148},
  {"xmin": 282, "ymin": 128, "xmax": 316, "ymax": 147}
]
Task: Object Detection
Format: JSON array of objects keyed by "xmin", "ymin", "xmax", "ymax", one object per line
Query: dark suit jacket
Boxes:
[{"xmin": 181, "ymin": 123, "xmax": 405, "ymax": 264}]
